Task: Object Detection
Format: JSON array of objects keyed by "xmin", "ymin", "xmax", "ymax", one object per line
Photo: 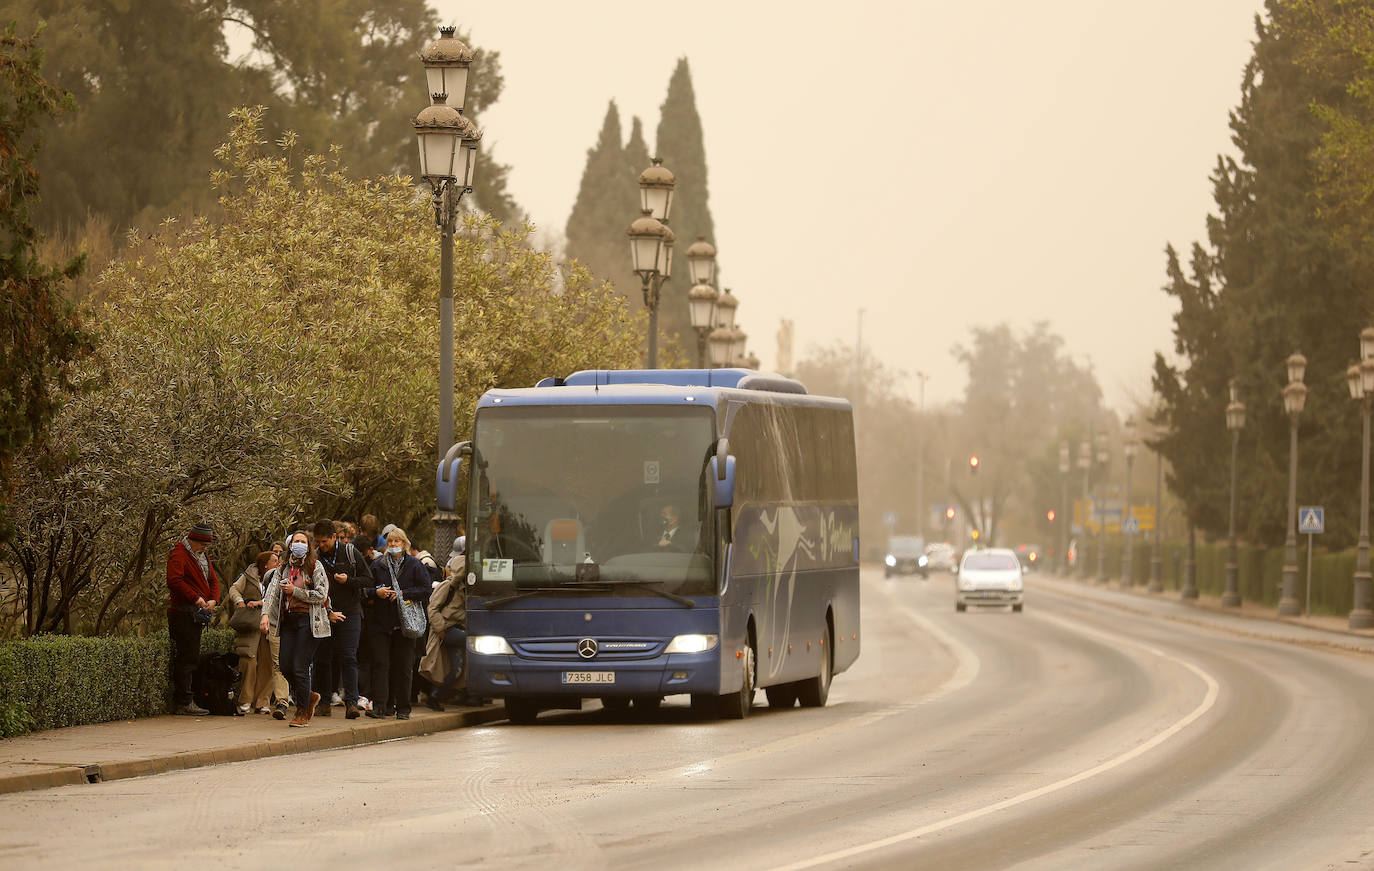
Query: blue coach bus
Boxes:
[{"xmin": 435, "ymin": 368, "xmax": 860, "ymax": 723}]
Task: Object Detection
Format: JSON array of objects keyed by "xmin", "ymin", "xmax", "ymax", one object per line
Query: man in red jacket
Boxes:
[{"xmin": 167, "ymin": 523, "xmax": 220, "ymax": 715}]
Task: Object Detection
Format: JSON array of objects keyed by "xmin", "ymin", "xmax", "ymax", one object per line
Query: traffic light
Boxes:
[
  {"xmin": 968, "ymin": 455, "xmax": 980, "ymax": 474},
  {"xmin": 1046, "ymin": 509, "xmax": 1056, "ymax": 522},
  {"xmin": 945, "ymin": 506, "xmax": 956, "ymax": 521}
]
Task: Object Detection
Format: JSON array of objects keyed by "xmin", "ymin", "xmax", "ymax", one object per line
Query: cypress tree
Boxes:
[
  {"xmin": 565, "ymin": 100, "xmax": 641, "ymax": 309},
  {"xmin": 654, "ymin": 58, "xmax": 717, "ymax": 348}
]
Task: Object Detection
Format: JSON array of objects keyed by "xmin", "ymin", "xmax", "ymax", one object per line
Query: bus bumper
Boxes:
[{"xmin": 468, "ymin": 651, "xmax": 720, "ymax": 698}]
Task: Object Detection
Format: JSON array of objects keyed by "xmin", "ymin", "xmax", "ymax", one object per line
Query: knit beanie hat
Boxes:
[{"xmin": 188, "ymin": 523, "xmax": 215, "ymax": 543}]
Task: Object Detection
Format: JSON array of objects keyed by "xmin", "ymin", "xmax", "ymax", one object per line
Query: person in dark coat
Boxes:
[
  {"xmin": 166, "ymin": 523, "xmax": 221, "ymax": 716},
  {"xmin": 311, "ymin": 518, "xmax": 369, "ymax": 719},
  {"xmin": 364, "ymin": 526, "xmax": 432, "ymax": 720}
]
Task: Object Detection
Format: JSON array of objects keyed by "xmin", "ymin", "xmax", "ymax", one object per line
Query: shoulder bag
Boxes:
[{"xmin": 393, "ymin": 575, "xmax": 428, "ymax": 639}]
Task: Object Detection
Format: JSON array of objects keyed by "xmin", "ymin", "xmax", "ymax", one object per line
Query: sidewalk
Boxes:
[
  {"xmin": 0, "ymin": 701, "xmax": 505, "ymax": 796},
  {"xmin": 1038, "ymin": 573, "xmax": 1374, "ymax": 655}
]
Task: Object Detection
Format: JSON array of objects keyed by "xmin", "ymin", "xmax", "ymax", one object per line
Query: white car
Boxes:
[{"xmin": 955, "ymin": 548, "xmax": 1024, "ymax": 612}]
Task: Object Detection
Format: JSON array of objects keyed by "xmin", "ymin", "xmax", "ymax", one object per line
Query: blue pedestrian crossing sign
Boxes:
[{"xmin": 1298, "ymin": 506, "xmax": 1325, "ymax": 535}]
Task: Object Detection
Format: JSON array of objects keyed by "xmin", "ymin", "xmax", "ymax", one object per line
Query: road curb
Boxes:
[{"xmin": 0, "ymin": 706, "xmax": 506, "ymax": 796}]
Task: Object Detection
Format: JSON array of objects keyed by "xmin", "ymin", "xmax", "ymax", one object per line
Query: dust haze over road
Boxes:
[{"xmin": 4, "ymin": 568, "xmax": 1373, "ymax": 870}]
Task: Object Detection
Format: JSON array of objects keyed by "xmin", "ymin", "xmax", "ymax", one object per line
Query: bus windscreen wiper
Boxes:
[
  {"xmin": 485, "ymin": 586, "xmax": 609, "ymax": 609},
  {"xmin": 564, "ymin": 579, "xmax": 695, "ymax": 608}
]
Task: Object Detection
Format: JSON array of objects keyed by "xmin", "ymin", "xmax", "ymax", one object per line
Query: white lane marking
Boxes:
[
  {"xmin": 765, "ymin": 609, "xmax": 1222, "ymax": 871},
  {"xmin": 665, "ymin": 584, "xmax": 982, "ymax": 779}
]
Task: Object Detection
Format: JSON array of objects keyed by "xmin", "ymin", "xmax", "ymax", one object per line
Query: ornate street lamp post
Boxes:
[
  {"xmin": 1148, "ymin": 423, "xmax": 1165, "ymax": 594},
  {"xmin": 1077, "ymin": 437, "xmax": 1091, "ymax": 579},
  {"xmin": 1058, "ymin": 442, "xmax": 1070, "ymax": 575},
  {"xmin": 1095, "ymin": 432, "xmax": 1109, "ymax": 584},
  {"xmin": 1222, "ymin": 381, "xmax": 1247, "ymax": 608},
  {"xmin": 628, "ymin": 159, "xmax": 676, "ymax": 369},
  {"xmin": 685, "ymin": 236, "xmax": 717, "ymax": 367},
  {"xmin": 415, "ymin": 25, "xmax": 479, "ymax": 560},
  {"xmin": 707, "ymin": 325, "xmax": 733, "ymax": 368},
  {"xmin": 1120, "ymin": 422, "xmax": 1138, "ymax": 588},
  {"xmin": 1348, "ymin": 343, "xmax": 1374, "ymax": 628},
  {"xmin": 1278, "ymin": 353, "xmax": 1308, "ymax": 616}
]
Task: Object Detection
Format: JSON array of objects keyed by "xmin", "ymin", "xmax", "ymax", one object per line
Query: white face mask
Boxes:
[{"xmin": 387, "ymin": 545, "xmax": 403, "ymax": 556}]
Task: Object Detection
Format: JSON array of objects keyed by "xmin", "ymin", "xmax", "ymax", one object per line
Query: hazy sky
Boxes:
[{"xmin": 436, "ymin": 1, "xmax": 1266, "ymax": 408}]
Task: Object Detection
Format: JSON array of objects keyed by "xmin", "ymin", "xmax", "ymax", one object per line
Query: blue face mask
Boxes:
[
  {"xmin": 387, "ymin": 545, "xmax": 403, "ymax": 556},
  {"xmin": 289, "ymin": 541, "xmax": 309, "ymax": 559}
]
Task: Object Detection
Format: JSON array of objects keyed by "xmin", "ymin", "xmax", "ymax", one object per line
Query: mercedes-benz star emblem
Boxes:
[{"xmin": 577, "ymin": 638, "xmax": 598, "ymax": 659}]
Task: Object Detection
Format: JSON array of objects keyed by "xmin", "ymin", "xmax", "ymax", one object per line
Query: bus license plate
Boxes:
[{"xmin": 562, "ymin": 671, "xmax": 615, "ymax": 685}]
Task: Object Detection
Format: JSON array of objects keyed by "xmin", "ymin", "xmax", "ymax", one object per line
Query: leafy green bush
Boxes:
[{"xmin": 0, "ymin": 628, "xmax": 234, "ymax": 738}]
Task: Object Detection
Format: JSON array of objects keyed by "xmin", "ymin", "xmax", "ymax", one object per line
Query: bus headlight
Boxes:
[
  {"xmin": 468, "ymin": 636, "xmax": 515, "ymax": 655},
  {"xmin": 885, "ymin": 555, "xmax": 897, "ymax": 567},
  {"xmin": 918, "ymin": 555, "xmax": 929, "ymax": 567},
  {"xmin": 664, "ymin": 634, "xmax": 718, "ymax": 654}
]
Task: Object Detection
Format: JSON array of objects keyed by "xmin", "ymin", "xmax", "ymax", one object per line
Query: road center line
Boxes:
[{"xmin": 764, "ymin": 608, "xmax": 1221, "ymax": 871}]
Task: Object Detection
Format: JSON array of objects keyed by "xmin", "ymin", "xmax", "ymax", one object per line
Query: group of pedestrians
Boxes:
[{"xmin": 166, "ymin": 516, "xmax": 471, "ymax": 728}]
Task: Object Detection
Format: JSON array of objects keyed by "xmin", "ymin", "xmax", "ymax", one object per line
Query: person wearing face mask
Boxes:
[
  {"xmin": 166, "ymin": 523, "xmax": 221, "ymax": 716},
  {"xmin": 364, "ymin": 527, "xmax": 432, "ymax": 719},
  {"xmin": 260, "ymin": 530, "xmax": 332, "ymax": 728}
]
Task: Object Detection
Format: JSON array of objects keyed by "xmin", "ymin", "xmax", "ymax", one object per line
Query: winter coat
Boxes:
[
  {"xmin": 261, "ymin": 561, "xmax": 332, "ymax": 640},
  {"xmin": 365, "ymin": 553, "xmax": 432, "ymax": 633},
  {"xmin": 166, "ymin": 540, "xmax": 220, "ymax": 615},
  {"xmin": 419, "ymin": 567, "xmax": 467, "ymax": 684},
  {"xmin": 227, "ymin": 566, "xmax": 266, "ymax": 656}
]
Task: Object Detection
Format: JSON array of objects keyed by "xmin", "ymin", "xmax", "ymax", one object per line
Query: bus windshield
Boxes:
[{"xmin": 469, "ymin": 405, "xmax": 716, "ymax": 594}]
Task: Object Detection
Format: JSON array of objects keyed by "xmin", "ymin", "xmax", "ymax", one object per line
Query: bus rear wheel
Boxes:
[
  {"xmin": 797, "ymin": 624, "xmax": 833, "ymax": 708},
  {"xmin": 504, "ymin": 698, "xmax": 540, "ymax": 725},
  {"xmin": 719, "ymin": 646, "xmax": 756, "ymax": 720}
]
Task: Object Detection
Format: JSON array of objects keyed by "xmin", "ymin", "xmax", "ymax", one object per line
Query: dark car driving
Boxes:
[{"xmin": 885, "ymin": 535, "xmax": 929, "ymax": 578}]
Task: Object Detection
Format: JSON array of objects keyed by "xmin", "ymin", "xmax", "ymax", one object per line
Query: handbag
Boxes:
[
  {"xmin": 228, "ymin": 603, "xmax": 261, "ymax": 633},
  {"xmin": 393, "ymin": 577, "xmax": 428, "ymax": 639}
]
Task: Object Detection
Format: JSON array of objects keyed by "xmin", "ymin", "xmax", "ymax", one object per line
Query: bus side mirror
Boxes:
[
  {"xmin": 436, "ymin": 441, "xmax": 471, "ymax": 512},
  {"xmin": 709, "ymin": 455, "xmax": 736, "ymax": 508}
]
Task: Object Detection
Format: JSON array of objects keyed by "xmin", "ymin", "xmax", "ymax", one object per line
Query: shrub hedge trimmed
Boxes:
[
  {"xmin": 1074, "ymin": 540, "xmax": 1359, "ymax": 615},
  {"xmin": 0, "ymin": 628, "xmax": 234, "ymax": 738}
]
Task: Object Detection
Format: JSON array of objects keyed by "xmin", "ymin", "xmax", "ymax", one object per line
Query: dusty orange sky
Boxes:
[{"xmin": 435, "ymin": 1, "xmax": 1266, "ymax": 408}]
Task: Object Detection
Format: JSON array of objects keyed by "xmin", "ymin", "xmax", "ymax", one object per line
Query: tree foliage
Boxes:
[
  {"xmin": 3, "ymin": 107, "xmax": 637, "ymax": 636},
  {"xmin": 0, "ymin": 23, "xmax": 89, "ymax": 543},
  {"xmin": 565, "ymin": 101, "xmax": 642, "ymax": 314},
  {"xmin": 1154, "ymin": 2, "xmax": 1369, "ymax": 548}
]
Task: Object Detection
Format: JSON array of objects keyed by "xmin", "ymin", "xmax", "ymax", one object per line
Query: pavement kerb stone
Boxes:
[{"xmin": 0, "ymin": 705, "xmax": 506, "ymax": 796}]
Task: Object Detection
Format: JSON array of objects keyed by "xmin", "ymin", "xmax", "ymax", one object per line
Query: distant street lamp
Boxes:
[
  {"xmin": 1120, "ymin": 422, "xmax": 1138, "ymax": 589},
  {"xmin": 415, "ymin": 24, "xmax": 480, "ymax": 562},
  {"xmin": 1147, "ymin": 422, "xmax": 1165, "ymax": 594},
  {"xmin": 1222, "ymin": 380, "xmax": 1247, "ymax": 608},
  {"xmin": 1095, "ymin": 432, "xmax": 1109, "ymax": 584},
  {"xmin": 1058, "ymin": 442, "xmax": 1070, "ymax": 575},
  {"xmin": 707, "ymin": 326, "xmax": 733, "ymax": 368},
  {"xmin": 1077, "ymin": 437, "xmax": 1091, "ymax": 580},
  {"xmin": 628, "ymin": 159, "xmax": 676, "ymax": 368},
  {"xmin": 1348, "ymin": 344, "xmax": 1374, "ymax": 629},
  {"xmin": 685, "ymin": 236, "xmax": 718, "ymax": 367},
  {"xmin": 1278, "ymin": 353, "xmax": 1308, "ymax": 617},
  {"xmin": 715, "ymin": 287, "xmax": 739, "ymax": 330}
]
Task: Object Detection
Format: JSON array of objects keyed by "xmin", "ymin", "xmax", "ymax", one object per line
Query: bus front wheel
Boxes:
[
  {"xmin": 797, "ymin": 624, "xmax": 832, "ymax": 708},
  {"xmin": 719, "ymin": 646, "xmax": 756, "ymax": 720}
]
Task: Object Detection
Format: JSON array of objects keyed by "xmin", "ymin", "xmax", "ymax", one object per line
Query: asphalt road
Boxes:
[{"xmin": 4, "ymin": 568, "xmax": 1374, "ymax": 870}]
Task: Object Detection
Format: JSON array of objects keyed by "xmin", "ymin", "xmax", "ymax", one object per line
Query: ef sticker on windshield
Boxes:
[{"xmin": 483, "ymin": 558, "xmax": 513, "ymax": 581}]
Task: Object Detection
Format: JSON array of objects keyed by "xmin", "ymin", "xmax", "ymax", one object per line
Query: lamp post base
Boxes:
[
  {"xmin": 1182, "ymin": 557, "xmax": 1197, "ymax": 600},
  {"xmin": 1351, "ymin": 570, "xmax": 1374, "ymax": 628},
  {"xmin": 1351, "ymin": 610, "xmax": 1374, "ymax": 629},
  {"xmin": 1221, "ymin": 561, "xmax": 1240, "ymax": 608},
  {"xmin": 1277, "ymin": 560, "xmax": 1301, "ymax": 616},
  {"xmin": 1277, "ymin": 597, "xmax": 1301, "ymax": 616},
  {"xmin": 1147, "ymin": 556, "xmax": 1163, "ymax": 593}
]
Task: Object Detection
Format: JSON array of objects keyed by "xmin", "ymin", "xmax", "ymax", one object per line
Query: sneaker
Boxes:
[
  {"xmin": 396, "ymin": 710, "xmax": 411, "ymax": 720},
  {"xmin": 236, "ymin": 703, "xmax": 251, "ymax": 715},
  {"xmin": 331, "ymin": 691, "xmax": 343, "ymax": 706},
  {"xmin": 358, "ymin": 695, "xmax": 372, "ymax": 711},
  {"xmin": 255, "ymin": 707, "xmax": 271, "ymax": 715},
  {"xmin": 304, "ymin": 692, "xmax": 321, "ymax": 724},
  {"xmin": 289, "ymin": 708, "xmax": 308, "ymax": 727},
  {"xmin": 175, "ymin": 702, "xmax": 210, "ymax": 716},
  {"xmin": 365, "ymin": 709, "xmax": 384, "ymax": 719},
  {"xmin": 315, "ymin": 698, "xmax": 332, "ymax": 717},
  {"xmin": 345, "ymin": 703, "xmax": 361, "ymax": 720},
  {"xmin": 424, "ymin": 694, "xmax": 444, "ymax": 712},
  {"xmin": 272, "ymin": 702, "xmax": 288, "ymax": 721}
]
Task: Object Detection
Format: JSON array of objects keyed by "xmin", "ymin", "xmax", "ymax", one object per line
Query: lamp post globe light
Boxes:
[
  {"xmin": 627, "ymin": 159, "xmax": 677, "ymax": 369},
  {"xmin": 1222, "ymin": 380, "xmax": 1246, "ymax": 608},
  {"xmin": 1077, "ymin": 437, "xmax": 1091, "ymax": 579},
  {"xmin": 1120, "ymin": 422, "xmax": 1138, "ymax": 589},
  {"xmin": 1095, "ymin": 432, "xmax": 1110, "ymax": 584},
  {"xmin": 1277, "ymin": 353, "xmax": 1308, "ymax": 616},
  {"xmin": 1349, "ymin": 350, "xmax": 1374, "ymax": 629},
  {"xmin": 414, "ymin": 24, "xmax": 480, "ymax": 563},
  {"xmin": 715, "ymin": 287, "xmax": 739, "ymax": 331},
  {"xmin": 708, "ymin": 326, "xmax": 734, "ymax": 368},
  {"xmin": 1058, "ymin": 442, "xmax": 1071, "ymax": 575},
  {"xmin": 685, "ymin": 236, "xmax": 718, "ymax": 367}
]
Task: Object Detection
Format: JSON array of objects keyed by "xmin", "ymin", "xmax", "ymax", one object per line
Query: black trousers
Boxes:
[
  {"xmin": 168, "ymin": 610, "xmax": 203, "ymax": 706},
  {"xmin": 364, "ymin": 628, "xmax": 415, "ymax": 715}
]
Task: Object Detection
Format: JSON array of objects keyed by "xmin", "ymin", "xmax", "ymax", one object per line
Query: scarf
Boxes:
[
  {"xmin": 386, "ymin": 553, "xmax": 403, "ymax": 588},
  {"xmin": 182, "ymin": 537, "xmax": 210, "ymax": 582}
]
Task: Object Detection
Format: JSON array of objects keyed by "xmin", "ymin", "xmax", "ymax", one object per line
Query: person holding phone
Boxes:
[
  {"xmin": 260, "ymin": 529, "xmax": 332, "ymax": 727},
  {"xmin": 363, "ymin": 527, "xmax": 432, "ymax": 720}
]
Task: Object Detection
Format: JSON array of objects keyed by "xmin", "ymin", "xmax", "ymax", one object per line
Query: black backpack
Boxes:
[{"xmin": 193, "ymin": 651, "xmax": 243, "ymax": 715}]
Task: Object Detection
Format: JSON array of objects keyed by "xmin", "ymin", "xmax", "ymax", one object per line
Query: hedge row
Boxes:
[
  {"xmin": 1073, "ymin": 539, "xmax": 1359, "ymax": 615},
  {"xmin": 0, "ymin": 628, "xmax": 234, "ymax": 738}
]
